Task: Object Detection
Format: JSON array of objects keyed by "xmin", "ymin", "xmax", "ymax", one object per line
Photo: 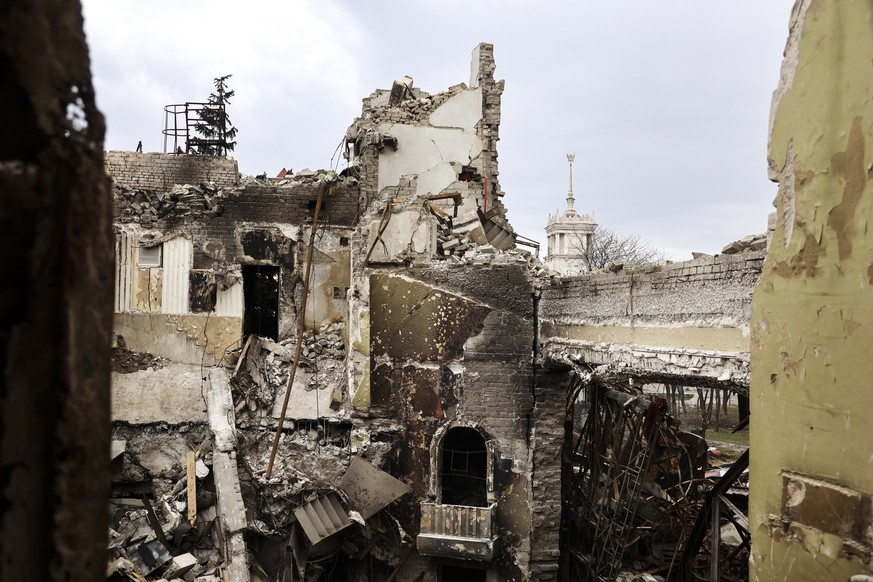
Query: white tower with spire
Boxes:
[{"xmin": 544, "ymin": 153, "xmax": 597, "ymax": 274}]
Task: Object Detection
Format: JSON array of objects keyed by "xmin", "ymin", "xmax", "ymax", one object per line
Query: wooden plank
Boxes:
[
  {"xmin": 187, "ymin": 451, "xmax": 197, "ymax": 527},
  {"xmin": 232, "ymin": 334, "xmax": 253, "ymax": 378}
]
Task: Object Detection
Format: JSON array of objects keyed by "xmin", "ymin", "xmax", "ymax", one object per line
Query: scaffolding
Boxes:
[{"xmin": 162, "ymin": 102, "xmax": 230, "ymax": 156}]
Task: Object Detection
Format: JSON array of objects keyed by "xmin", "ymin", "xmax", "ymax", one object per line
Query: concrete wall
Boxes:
[
  {"xmin": 347, "ymin": 43, "xmax": 507, "ymax": 253},
  {"xmin": 540, "ymin": 252, "xmax": 764, "ymax": 386},
  {"xmin": 106, "ymin": 151, "xmax": 240, "ymax": 190},
  {"xmin": 750, "ymin": 0, "xmax": 873, "ymax": 579}
]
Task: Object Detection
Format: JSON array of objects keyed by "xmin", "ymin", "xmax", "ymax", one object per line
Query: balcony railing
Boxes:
[{"xmin": 417, "ymin": 502, "xmax": 496, "ymax": 561}]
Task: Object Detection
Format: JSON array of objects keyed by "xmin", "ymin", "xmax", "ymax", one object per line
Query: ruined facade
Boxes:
[
  {"xmin": 108, "ymin": 45, "xmax": 554, "ymax": 582},
  {"xmin": 7, "ymin": 2, "xmax": 873, "ymax": 581},
  {"xmin": 105, "ymin": 3, "xmax": 873, "ymax": 577},
  {"xmin": 105, "ymin": 40, "xmax": 776, "ymax": 581}
]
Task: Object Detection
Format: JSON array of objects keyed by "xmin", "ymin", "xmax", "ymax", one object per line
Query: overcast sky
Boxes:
[{"xmin": 81, "ymin": 0, "xmax": 796, "ymax": 259}]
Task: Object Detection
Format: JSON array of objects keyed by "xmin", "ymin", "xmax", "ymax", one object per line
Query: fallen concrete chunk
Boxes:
[
  {"xmin": 721, "ymin": 240, "xmax": 745, "ymax": 254},
  {"xmin": 164, "ymin": 553, "xmax": 198, "ymax": 579},
  {"xmin": 293, "ymin": 493, "xmax": 352, "ymax": 545},
  {"xmin": 111, "ymin": 439, "xmax": 127, "ymax": 461},
  {"xmin": 128, "ymin": 539, "xmax": 172, "ymax": 576}
]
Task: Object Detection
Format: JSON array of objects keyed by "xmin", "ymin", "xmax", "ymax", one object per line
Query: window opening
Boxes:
[
  {"xmin": 138, "ymin": 245, "xmax": 162, "ymax": 268},
  {"xmin": 242, "ymin": 265, "xmax": 279, "ymax": 340},
  {"xmin": 441, "ymin": 427, "xmax": 488, "ymax": 507}
]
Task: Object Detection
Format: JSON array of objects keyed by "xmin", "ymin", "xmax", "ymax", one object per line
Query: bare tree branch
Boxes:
[{"xmin": 566, "ymin": 225, "xmax": 665, "ymax": 271}]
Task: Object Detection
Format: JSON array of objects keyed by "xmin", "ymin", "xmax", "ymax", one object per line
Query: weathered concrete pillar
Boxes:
[
  {"xmin": 529, "ymin": 368, "xmax": 570, "ymax": 581},
  {"xmin": 751, "ymin": 0, "xmax": 873, "ymax": 579},
  {"xmin": 0, "ymin": 1, "xmax": 113, "ymax": 580}
]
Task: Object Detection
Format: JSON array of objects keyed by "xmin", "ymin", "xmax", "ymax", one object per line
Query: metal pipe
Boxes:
[{"xmin": 266, "ymin": 181, "xmax": 332, "ymax": 478}]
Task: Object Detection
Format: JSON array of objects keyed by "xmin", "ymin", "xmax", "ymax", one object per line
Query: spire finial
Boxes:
[{"xmin": 566, "ymin": 153, "xmax": 576, "ymax": 214}]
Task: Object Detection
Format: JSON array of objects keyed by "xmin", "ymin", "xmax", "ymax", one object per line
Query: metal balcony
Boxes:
[{"xmin": 417, "ymin": 502, "xmax": 496, "ymax": 561}]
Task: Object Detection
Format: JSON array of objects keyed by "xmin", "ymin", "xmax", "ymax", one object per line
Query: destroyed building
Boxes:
[
  {"xmin": 13, "ymin": 3, "xmax": 853, "ymax": 581},
  {"xmin": 102, "ymin": 42, "xmax": 777, "ymax": 582},
  {"xmin": 108, "ymin": 44, "xmax": 550, "ymax": 582}
]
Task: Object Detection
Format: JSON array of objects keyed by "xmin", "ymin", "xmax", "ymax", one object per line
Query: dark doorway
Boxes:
[
  {"xmin": 441, "ymin": 427, "xmax": 488, "ymax": 507},
  {"xmin": 243, "ymin": 265, "xmax": 279, "ymax": 340},
  {"xmin": 441, "ymin": 565, "xmax": 486, "ymax": 582}
]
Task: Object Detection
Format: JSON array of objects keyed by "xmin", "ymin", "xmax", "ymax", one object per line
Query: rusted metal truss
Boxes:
[{"xmin": 561, "ymin": 372, "xmax": 749, "ymax": 582}]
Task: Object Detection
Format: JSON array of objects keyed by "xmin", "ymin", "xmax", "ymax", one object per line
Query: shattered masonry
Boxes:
[{"xmin": 106, "ymin": 44, "xmax": 768, "ymax": 582}]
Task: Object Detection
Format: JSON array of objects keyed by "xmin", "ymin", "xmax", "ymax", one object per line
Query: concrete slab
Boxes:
[{"xmin": 111, "ymin": 364, "xmax": 207, "ymax": 424}]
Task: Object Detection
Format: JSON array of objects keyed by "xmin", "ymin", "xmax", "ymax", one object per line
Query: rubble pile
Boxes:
[
  {"xmin": 112, "ymin": 345, "xmax": 169, "ymax": 374},
  {"xmin": 435, "ymin": 212, "xmax": 477, "ymax": 258},
  {"xmin": 359, "ymin": 81, "xmax": 467, "ymax": 126},
  {"xmin": 231, "ymin": 323, "xmax": 346, "ymax": 417},
  {"xmin": 114, "ymin": 182, "xmax": 225, "ymax": 225},
  {"xmin": 270, "ymin": 168, "xmax": 345, "ymax": 189},
  {"xmin": 107, "ymin": 453, "xmax": 225, "ymax": 582}
]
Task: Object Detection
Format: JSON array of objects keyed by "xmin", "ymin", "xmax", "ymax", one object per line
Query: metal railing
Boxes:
[
  {"xmin": 162, "ymin": 102, "xmax": 229, "ymax": 156},
  {"xmin": 419, "ymin": 501, "xmax": 495, "ymax": 539}
]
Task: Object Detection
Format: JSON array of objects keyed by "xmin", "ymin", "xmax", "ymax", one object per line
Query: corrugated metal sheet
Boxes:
[
  {"xmin": 161, "ymin": 237, "xmax": 192, "ymax": 314},
  {"xmin": 338, "ymin": 457, "xmax": 410, "ymax": 520},
  {"xmin": 293, "ymin": 493, "xmax": 351, "ymax": 546},
  {"xmin": 214, "ymin": 281, "xmax": 243, "ymax": 316}
]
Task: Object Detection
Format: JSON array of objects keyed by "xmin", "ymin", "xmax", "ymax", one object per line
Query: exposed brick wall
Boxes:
[
  {"xmin": 539, "ymin": 251, "xmax": 765, "ymax": 329},
  {"xmin": 475, "ymin": 43, "xmax": 504, "ymax": 186},
  {"xmin": 528, "ymin": 370, "xmax": 569, "ymax": 581},
  {"xmin": 114, "ymin": 180, "xmax": 360, "ymax": 266},
  {"xmin": 105, "ymin": 151, "xmax": 240, "ymax": 190}
]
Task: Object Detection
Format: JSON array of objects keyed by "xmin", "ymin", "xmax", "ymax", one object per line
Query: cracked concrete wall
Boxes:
[
  {"xmin": 539, "ymin": 252, "xmax": 764, "ymax": 387},
  {"xmin": 0, "ymin": 0, "xmax": 113, "ymax": 579},
  {"xmin": 751, "ymin": 0, "xmax": 873, "ymax": 579}
]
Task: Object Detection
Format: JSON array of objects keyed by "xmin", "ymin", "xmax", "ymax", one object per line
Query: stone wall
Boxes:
[
  {"xmin": 111, "ymin": 173, "xmax": 360, "ymax": 355},
  {"xmin": 105, "ymin": 151, "xmax": 240, "ymax": 190},
  {"xmin": 366, "ymin": 260, "xmax": 537, "ymax": 581}
]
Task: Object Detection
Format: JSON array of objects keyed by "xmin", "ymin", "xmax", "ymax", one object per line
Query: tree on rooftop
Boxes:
[{"xmin": 192, "ymin": 74, "xmax": 237, "ymax": 156}]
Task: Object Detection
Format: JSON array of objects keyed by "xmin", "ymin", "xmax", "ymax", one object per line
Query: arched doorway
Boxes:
[{"xmin": 440, "ymin": 427, "xmax": 488, "ymax": 507}]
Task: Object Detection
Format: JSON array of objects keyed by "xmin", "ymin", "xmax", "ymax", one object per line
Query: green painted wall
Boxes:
[{"xmin": 751, "ymin": 0, "xmax": 873, "ymax": 579}]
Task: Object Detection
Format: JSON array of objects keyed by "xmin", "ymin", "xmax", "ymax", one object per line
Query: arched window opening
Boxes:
[{"xmin": 441, "ymin": 427, "xmax": 488, "ymax": 507}]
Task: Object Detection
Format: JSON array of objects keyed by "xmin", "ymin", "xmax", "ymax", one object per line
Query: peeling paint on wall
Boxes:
[{"xmin": 752, "ymin": 1, "xmax": 873, "ymax": 579}]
